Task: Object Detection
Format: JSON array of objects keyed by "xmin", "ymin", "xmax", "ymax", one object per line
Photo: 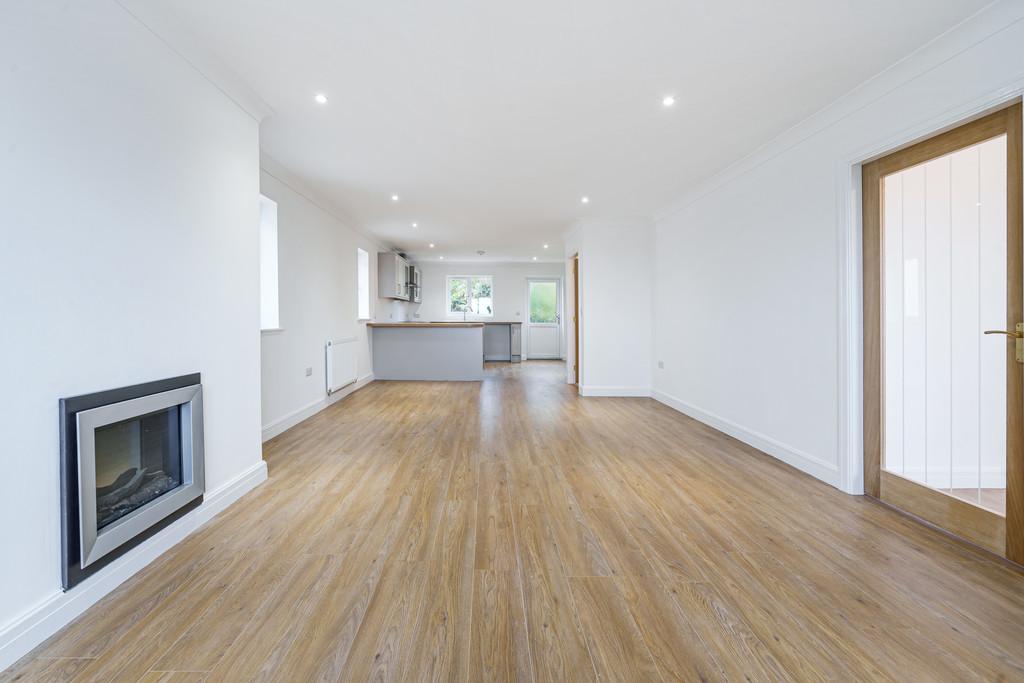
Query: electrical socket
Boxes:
[
  {"xmin": 657, "ymin": 360, "xmax": 664, "ymax": 369},
  {"xmin": 305, "ymin": 367, "xmax": 313, "ymax": 377}
]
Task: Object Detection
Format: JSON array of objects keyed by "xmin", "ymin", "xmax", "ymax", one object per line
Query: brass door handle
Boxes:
[{"xmin": 985, "ymin": 323, "xmax": 1024, "ymax": 363}]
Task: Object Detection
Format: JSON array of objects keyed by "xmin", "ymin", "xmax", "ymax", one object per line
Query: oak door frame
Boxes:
[{"xmin": 862, "ymin": 101, "xmax": 1023, "ymax": 563}]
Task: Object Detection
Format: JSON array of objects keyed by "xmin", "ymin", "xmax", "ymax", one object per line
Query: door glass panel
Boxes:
[
  {"xmin": 882, "ymin": 135, "xmax": 1007, "ymax": 516},
  {"xmin": 529, "ymin": 281, "xmax": 557, "ymax": 323}
]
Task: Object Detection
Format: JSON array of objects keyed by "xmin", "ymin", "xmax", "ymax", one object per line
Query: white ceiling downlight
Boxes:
[
  {"xmin": 313, "ymin": 93, "xmax": 328, "ymax": 104},
  {"xmin": 391, "ymin": 194, "xmax": 399, "ymax": 202},
  {"xmin": 580, "ymin": 196, "xmax": 589, "ymax": 204},
  {"xmin": 662, "ymin": 94, "xmax": 675, "ymax": 107}
]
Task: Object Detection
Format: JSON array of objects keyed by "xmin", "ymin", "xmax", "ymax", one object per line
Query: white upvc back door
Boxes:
[{"xmin": 526, "ymin": 278, "xmax": 561, "ymax": 359}]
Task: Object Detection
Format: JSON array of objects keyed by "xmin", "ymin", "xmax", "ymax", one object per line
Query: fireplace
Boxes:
[{"xmin": 59, "ymin": 374, "xmax": 205, "ymax": 589}]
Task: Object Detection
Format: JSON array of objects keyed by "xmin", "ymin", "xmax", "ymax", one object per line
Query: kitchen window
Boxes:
[{"xmin": 447, "ymin": 275, "xmax": 493, "ymax": 317}]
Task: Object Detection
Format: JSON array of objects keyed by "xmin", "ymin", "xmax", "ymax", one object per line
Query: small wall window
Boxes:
[
  {"xmin": 259, "ymin": 195, "xmax": 280, "ymax": 330},
  {"xmin": 447, "ymin": 275, "xmax": 493, "ymax": 317},
  {"xmin": 357, "ymin": 247, "xmax": 370, "ymax": 320}
]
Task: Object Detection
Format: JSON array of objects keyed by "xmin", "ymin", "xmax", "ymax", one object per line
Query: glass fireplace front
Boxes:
[{"xmin": 94, "ymin": 405, "xmax": 184, "ymax": 529}]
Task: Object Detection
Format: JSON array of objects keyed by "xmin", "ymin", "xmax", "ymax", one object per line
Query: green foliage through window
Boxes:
[
  {"xmin": 529, "ymin": 281, "xmax": 557, "ymax": 323},
  {"xmin": 448, "ymin": 278, "xmax": 468, "ymax": 312},
  {"xmin": 447, "ymin": 276, "xmax": 493, "ymax": 316}
]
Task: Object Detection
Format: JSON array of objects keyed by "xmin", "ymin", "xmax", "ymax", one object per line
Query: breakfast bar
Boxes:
[{"xmin": 367, "ymin": 322, "xmax": 484, "ymax": 381}]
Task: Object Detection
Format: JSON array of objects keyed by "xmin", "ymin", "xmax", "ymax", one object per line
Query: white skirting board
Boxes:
[
  {"xmin": 651, "ymin": 389, "xmax": 842, "ymax": 490},
  {"xmin": 261, "ymin": 373, "xmax": 374, "ymax": 442},
  {"xmin": 0, "ymin": 459, "xmax": 268, "ymax": 673}
]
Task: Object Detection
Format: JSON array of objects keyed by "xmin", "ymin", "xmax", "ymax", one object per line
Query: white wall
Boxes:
[
  {"xmin": 259, "ymin": 160, "xmax": 412, "ymax": 440},
  {"xmin": 651, "ymin": 1, "xmax": 1024, "ymax": 491},
  {"xmin": 413, "ymin": 260, "xmax": 567, "ymax": 357},
  {"xmin": 0, "ymin": 0, "xmax": 265, "ymax": 669},
  {"xmin": 568, "ymin": 219, "xmax": 653, "ymax": 396}
]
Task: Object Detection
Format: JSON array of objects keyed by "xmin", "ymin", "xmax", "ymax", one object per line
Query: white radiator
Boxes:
[{"xmin": 325, "ymin": 337, "xmax": 358, "ymax": 395}]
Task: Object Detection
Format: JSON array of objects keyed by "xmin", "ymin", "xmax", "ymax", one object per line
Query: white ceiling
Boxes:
[{"xmin": 142, "ymin": 0, "xmax": 989, "ymax": 262}]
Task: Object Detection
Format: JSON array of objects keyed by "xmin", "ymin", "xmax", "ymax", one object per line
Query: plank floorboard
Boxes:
[{"xmin": 5, "ymin": 361, "xmax": 1024, "ymax": 681}]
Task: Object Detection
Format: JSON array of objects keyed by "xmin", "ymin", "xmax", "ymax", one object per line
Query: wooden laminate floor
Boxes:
[{"xmin": 6, "ymin": 361, "xmax": 1024, "ymax": 682}]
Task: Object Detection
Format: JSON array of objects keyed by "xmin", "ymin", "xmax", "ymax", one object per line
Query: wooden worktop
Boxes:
[{"xmin": 366, "ymin": 322, "xmax": 484, "ymax": 328}]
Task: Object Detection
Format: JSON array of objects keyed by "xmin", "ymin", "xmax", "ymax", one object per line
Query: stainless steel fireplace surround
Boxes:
[{"xmin": 59, "ymin": 374, "xmax": 205, "ymax": 590}]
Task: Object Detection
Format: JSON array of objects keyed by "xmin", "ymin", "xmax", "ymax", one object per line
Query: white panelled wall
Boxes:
[
  {"xmin": 883, "ymin": 137, "xmax": 1007, "ymax": 491},
  {"xmin": 650, "ymin": 1, "xmax": 1024, "ymax": 492},
  {"xmin": 0, "ymin": 1, "xmax": 266, "ymax": 669},
  {"xmin": 567, "ymin": 218, "xmax": 653, "ymax": 397},
  {"xmin": 258, "ymin": 158, "xmax": 415, "ymax": 441}
]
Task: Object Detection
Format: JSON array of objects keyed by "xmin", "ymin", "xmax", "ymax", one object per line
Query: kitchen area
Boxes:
[{"xmin": 369, "ymin": 251, "xmax": 531, "ymax": 381}]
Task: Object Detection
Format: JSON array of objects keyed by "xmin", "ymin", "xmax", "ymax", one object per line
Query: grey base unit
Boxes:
[{"xmin": 483, "ymin": 322, "xmax": 522, "ymax": 363}]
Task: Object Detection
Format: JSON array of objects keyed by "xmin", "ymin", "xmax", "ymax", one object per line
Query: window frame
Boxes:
[
  {"xmin": 446, "ymin": 275, "xmax": 494, "ymax": 318},
  {"xmin": 259, "ymin": 194, "xmax": 280, "ymax": 332},
  {"xmin": 356, "ymin": 247, "xmax": 371, "ymax": 321}
]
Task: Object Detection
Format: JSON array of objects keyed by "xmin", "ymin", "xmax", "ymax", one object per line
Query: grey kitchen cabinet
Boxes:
[
  {"xmin": 378, "ymin": 252, "xmax": 410, "ymax": 300},
  {"xmin": 482, "ymin": 322, "xmax": 522, "ymax": 363},
  {"xmin": 408, "ymin": 264, "xmax": 421, "ymax": 303}
]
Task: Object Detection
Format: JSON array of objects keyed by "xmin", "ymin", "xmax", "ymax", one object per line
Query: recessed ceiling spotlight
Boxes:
[
  {"xmin": 391, "ymin": 194, "xmax": 399, "ymax": 202},
  {"xmin": 543, "ymin": 244, "xmax": 549, "ymax": 249},
  {"xmin": 532, "ymin": 256, "xmax": 538, "ymax": 261},
  {"xmin": 662, "ymin": 95, "xmax": 675, "ymax": 107},
  {"xmin": 581, "ymin": 196, "xmax": 590, "ymax": 204},
  {"xmin": 314, "ymin": 93, "xmax": 328, "ymax": 104},
  {"xmin": 429, "ymin": 243, "xmax": 435, "ymax": 248},
  {"xmin": 412, "ymin": 222, "xmax": 418, "ymax": 228},
  {"xmin": 439, "ymin": 255, "xmax": 445, "ymax": 260}
]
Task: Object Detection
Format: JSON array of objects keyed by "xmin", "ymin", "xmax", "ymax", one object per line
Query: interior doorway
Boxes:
[{"xmin": 863, "ymin": 101, "xmax": 1023, "ymax": 563}]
